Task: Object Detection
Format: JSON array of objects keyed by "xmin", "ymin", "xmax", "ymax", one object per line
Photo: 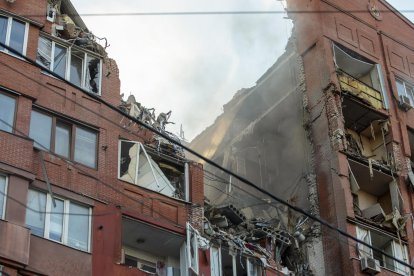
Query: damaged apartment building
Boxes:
[
  {"xmin": 191, "ymin": 0, "xmax": 414, "ymax": 275},
  {"xmin": 0, "ymin": 1, "xmax": 217, "ymax": 276}
]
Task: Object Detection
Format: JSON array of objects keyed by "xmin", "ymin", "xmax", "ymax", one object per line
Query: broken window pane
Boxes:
[
  {"xmin": 53, "ymin": 44, "xmax": 67, "ymax": 78},
  {"xmin": 70, "ymin": 49, "xmax": 84, "ymax": 87},
  {"xmin": 55, "ymin": 122, "xmax": 71, "ymax": 158},
  {"xmin": 29, "ymin": 111, "xmax": 52, "ymax": 150},
  {"xmin": 137, "ymin": 149, "xmax": 176, "ymax": 197},
  {"xmin": 211, "ymin": 247, "xmax": 221, "ymax": 276},
  {"xmin": 119, "ymin": 141, "xmax": 139, "ymax": 184},
  {"xmin": 0, "ymin": 93, "xmax": 16, "ymax": 132},
  {"xmin": 9, "ymin": 19, "xmax": 25, "ymax": 54},
  {"xmin": 36, "ymin": 36, "xmax": 52, "ymax": 69},
  {"xmin": 85, "ymin": 56, "xmax": 101, "ymax": 94},
  {"xmin": 0, "ymin": 16, "xmax": 7, "ymax": 51},
  {"xmin": 74, "ymin": 127, "xmax": 97, "ymax": 168},
  {"xmin": 119, "ymin": 140, "xmax": 186, "ymax": 199}
]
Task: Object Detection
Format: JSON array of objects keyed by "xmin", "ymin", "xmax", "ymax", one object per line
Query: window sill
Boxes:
[{"xmin": 0, "ymin": 49, "xmax": 27, "ymax": 62}]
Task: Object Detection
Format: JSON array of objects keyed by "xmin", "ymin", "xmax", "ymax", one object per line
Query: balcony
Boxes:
[
  {"xmin": 338, "ymin": 71, "xmax": 384, "ymax": 110},
  {"xmin": 0, "ymin": 220, "xmax": 30, "ymax": 265}
]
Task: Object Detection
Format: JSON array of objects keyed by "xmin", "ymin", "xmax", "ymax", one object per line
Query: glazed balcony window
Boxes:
[
  {"xmin": 396, "ymin": 78, "xmax": 414, "ymax": 110},
  {"xmin": 0, "ymin": 92, "xmax": 16, "ymax": 133},
  {"xmin": 29, "ymin": 110, "xmax": 98, "ymax": 168},
  {"xmin": 36, "ymin": 36, "xmax": 102, "ymax": 94},
  {"xmin": 356, "ymin": 226, "xmax": 409, "ymax": 275},
  {"xmin": 25, "ymin": 189, "xmax": 91, "ymax": 252},
  {"xmin": 333, "ymin": 43, "xmax": 388, "ymax": 110},
  {"xmin": 118, "ymin": 140, "xmax": 188, "ymax": 200},
  {"xmin": 0, "ymin": 175, "xmax": 7, "ymax": 220},
  {"xmin": 0, "ymin": 15, "xmax": 28, "ymax": 55}
]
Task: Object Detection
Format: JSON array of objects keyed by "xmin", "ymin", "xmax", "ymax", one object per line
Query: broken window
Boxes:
[
  {"xmin": 85, "ymin": 55, "xmax": 101, "ymax": 94},
  {"xmin": 356, "ymin": 226, "xmax": 409, "ymax": 275},
  {"xmin": 247, "ymin": 258, "xmax": 262, "ymax": 276},
  {"xmin": 29, "ymin": 110, "xmax": 98, "ymax": 168},
  {"xmin": 0, "ymin": 92, "xmax": 16, "ymax": 133},
  {"xmin": 396, "ymin": 78, "xmax": 414, "ymax": 110},
  {"xmin": 211, "ymin": 246, "xmax": 222, "ymax": 276},
  {"xmin": 36, "ymin": 35, "xmax": 102, "ymax": 94},
  {"xmin": 349, "ymin": 160, "xmax": 405, "ymax": 231},
  {"xmin": 333, "ymin": 43, "xmax": 388, "ymax": 109},
  {"xmin": 187, "ymin": 223, "xmax": 199, "ymax": 275},
  {"xmin": 118, "ymin": 140, "xmax": 187, "ymax": 200},
  {"xmin": 344, "ymin": 119, "xmax": 389, "ymax": 164},
  {"xmin": 0, "ymin": 15, "xmax": 27, "ymax": 55},
  {"xmin": 221, "ymin": 249, "xmax": 237, "ymax": 276}
]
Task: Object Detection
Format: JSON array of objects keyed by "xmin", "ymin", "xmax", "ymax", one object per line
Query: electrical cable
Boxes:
[
  {"xmin": 9, "ymin": 10, "xmax": 414, "ymax": 17},
  {"xmin": 0, "ymin": 117, "xmax": 187, "ymax": 227},
  {"xmin": 0, "ymin": 41, "xmax": 413, "ymax": 270}
]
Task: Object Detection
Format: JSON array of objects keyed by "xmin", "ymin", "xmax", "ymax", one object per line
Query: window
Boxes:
[
  {"xmin": 186, "ymin": 223, "xmax": 199, "ymax": 275},
  {"xmin": 0, "ymin": 92, "xmax": 16, "ymax": 132},
  {"xmin": 356, "ymin": 226, "xmax": 410, "ymax": 275},
  {"xmin": 36, "ymin": 36, "xmax": 102, "ymax": 94},
  {"xmin": 333, "ymin": 44, "xmax": 388, "ymax": 109},
  {"xmin": 210, "ymin": 246, "xmax": 222, "ymax": 276},
  {"xmin": 0, "ymin": 15, "xmax": 28, "ymax": 55},
  {"xmin": 0, "ymin": 175, "xmax": 8, "ymax": 220},
  {"xmin": 25, "ymin": 189, "xmax": 91, "ymax": 251},
  {"xmin": 396, "ymin": 78, "xmax": 414, "ymax": 108},
  {"xmin": 29, "ymin": 110, "xmax": 98, "ymax": 168},
  {"xmin": 118, "ymin": 140, "xmax": 187, "ymax": 200}
]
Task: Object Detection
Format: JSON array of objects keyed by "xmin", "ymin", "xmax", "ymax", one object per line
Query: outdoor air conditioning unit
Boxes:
[
  {"xmin": 361, "ymin": 257, "xmax": 381, "ymax": 274},
  {"xmin": 399, "ymin": 95, "xmax": 412, "ymax": 111}
]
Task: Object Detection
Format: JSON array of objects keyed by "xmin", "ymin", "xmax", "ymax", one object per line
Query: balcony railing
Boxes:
[{"xmin": 337, "ymin": 71, "xmax": 384, "ymax": 109}]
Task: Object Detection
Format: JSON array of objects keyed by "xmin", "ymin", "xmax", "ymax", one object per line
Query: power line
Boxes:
[
  {"xmin": 0, "ymin": 118, "xmax": 186, "ymax": 227},
  {"xmin": 0, "ymin": 41, "xmax": 413, "ymax": 270},
  {"xmin": 10, "ymin": 10, "xmax": 414, "ymax": 17}
]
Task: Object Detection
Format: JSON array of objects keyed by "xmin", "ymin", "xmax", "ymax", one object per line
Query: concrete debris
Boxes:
[{"xmin": 203, "ymin": 201, "xmax": 313, "ymax": 274}]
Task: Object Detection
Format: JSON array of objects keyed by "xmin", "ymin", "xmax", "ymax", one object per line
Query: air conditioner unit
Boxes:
[
  {"xmin": 399, "ymin": 95, "xmax": 412, "ymax": 111},
  {"xmin": 361, "ymin": 257, "xmax": 381, "ymax": 274}
]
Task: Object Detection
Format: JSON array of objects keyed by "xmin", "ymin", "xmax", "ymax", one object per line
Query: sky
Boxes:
[{"xmin": 70, "ymin": 0, "xmax": 413, "ymax": 140}]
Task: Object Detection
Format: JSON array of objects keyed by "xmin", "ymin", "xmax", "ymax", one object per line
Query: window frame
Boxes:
[
  {"xmin": 210, "ymin": 246, "xmax": 222, "ymax": 276},
  {"xmin": 29, "ymin": 109, "xmax": 98, "ymax": 169},
  {"xmin": 0, "ymin": 174, "xmax": 8, "ymax": 220},
  {"xmin": 36, "ymin": 35, "xmax": 103, "ymax": 95},
  {"xmin": 356, "ymin": 225, "xmax": 410, "ymax": 275},
  {"xmin": 0, "ymin": 91, "xmax": 17, "ymax": 133},
  {"xmin": 0, "ymin": 14, "xmax": 29, "ymax": 56},
  {"xmin": 26, "ymin": 189, "xmax": 92, "ymax": 252},
  {"xmin": 396, "ymin": 77, "xmax": 414, "ymax": 108}
]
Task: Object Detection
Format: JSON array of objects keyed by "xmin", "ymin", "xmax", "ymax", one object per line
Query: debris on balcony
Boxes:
[
  {"xmin": 47, "ymin": 0, "xmax": 109, "ymax": 57},
  {"xmin": 203, "ymin": 200, "xmax": 317, "ymax": 275}
]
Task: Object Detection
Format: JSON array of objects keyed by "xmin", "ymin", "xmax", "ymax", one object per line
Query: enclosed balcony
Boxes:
[{"xmin": 334, "ymin": 43, "xmax": 388, "ymax": 110}]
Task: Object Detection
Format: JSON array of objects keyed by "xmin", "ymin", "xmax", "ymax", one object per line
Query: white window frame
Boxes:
[
  {"xmin": 37, "ymin": 35, "xmax": 102, "ymax": 95},
  {"xmin": 0, "ymin": 174, "xmax": 8, "ymax": 220},
  {"xmin": 27, "ymin": 190, "xmax": 92, "ymax": 252},
  {"xmin": 186, "ymin": 223, "xmax": 199, "ymax": 275},
  {"xmin": 356, "ymin": 226, "xmax": 410, "ymax": 275},
  {"xmin": 210, "ymin": 246, "xmax": 222, "ymax": 276},
  {"xmin": 118, "ymin": 140, "xmax": 187, "ymax": 200},
  {"xmin": 396, "ymin": 77, "xmax": 414, "ymax": 107},
  {"xmin": 247, "ymin": 258, "xmax": 262, "ymax": 276},
  {"xmin": 0, "ymin": 15, "xmax": 29, "ymax": 56}
]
